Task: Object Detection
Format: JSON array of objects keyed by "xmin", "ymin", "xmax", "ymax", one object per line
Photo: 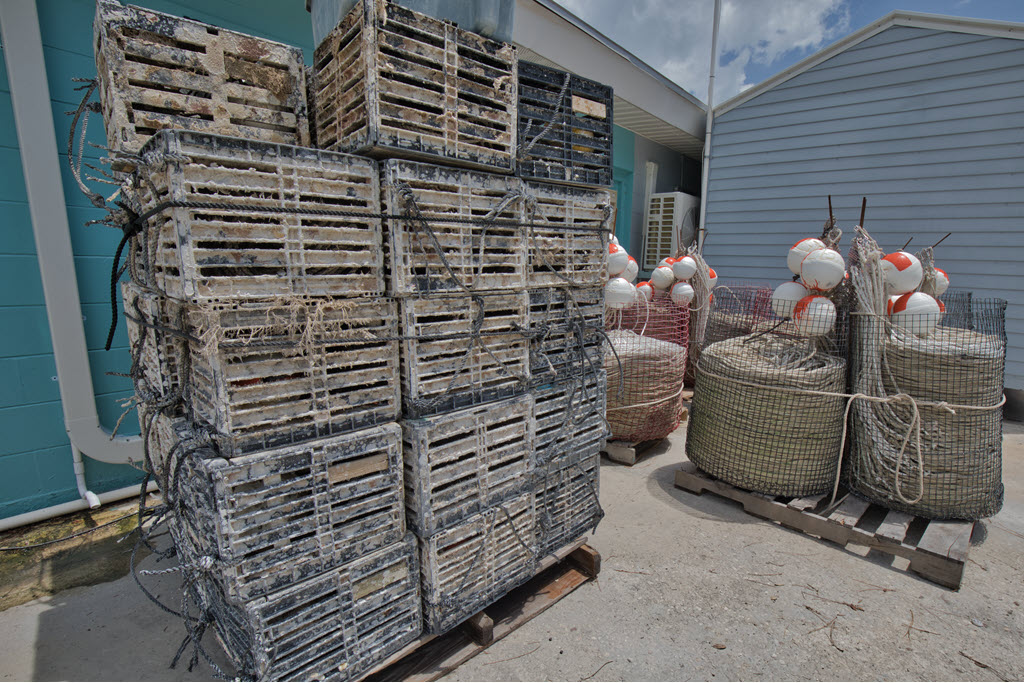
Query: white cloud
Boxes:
[{"xmin": 551, "ymin": 0, "xmax": 850, "ymax": 103}]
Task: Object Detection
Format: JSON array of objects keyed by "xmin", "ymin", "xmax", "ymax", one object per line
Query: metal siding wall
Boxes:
[
  {"xmin": 703, "ymin": 26, "xmax": 1024, "ymax": 389},
  {"xmin": 0, "ymin": 0, "xmax": 315, "ymax": 518}
]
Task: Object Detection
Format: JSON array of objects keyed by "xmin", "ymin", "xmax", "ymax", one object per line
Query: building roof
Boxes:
[{"xmin": 716, "ymin": 10, "xmax": 1024, "ymax": 116}]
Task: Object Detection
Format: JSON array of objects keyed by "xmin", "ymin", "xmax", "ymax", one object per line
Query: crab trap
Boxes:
[
  {"xmin": 402, "ymin": 394, "xmax": 534, "ymax": 536},
  {"xmin": 167, "ymin": 421, "xmax": 405, "ymax": 603},
  {"xmin": 310, "ymin": 0, "xmax": 517, "ymax": 172},
  {"xmin": 527, "ymin": 287, "xmax": 604, "ymax": 384},
  {"xmin": 94, "ymin": 1, "xmax": 309, "ymax": 164},
  {"xmin": 126, "ymin": 130, "xmax": 383, "ymax": 302},
  {"xmin": 187, "ymin": 534, "xmax": 422, "ymax": 681},
  {"xmin": 398, "ymin": 291, "xmax": 529, "ymax": 418},
  {"xmin": 419, "ymin": 490, "xmax": 538, "ymax": 635},
  {"xmin": 122, "ymin": 281, "xmax": 186, "ymax": 410},
  {"xmin": 532, "ymin": 372, "xmax": 606, "ymax": 555},
  {"xmin": 185, "ymin": 296, "xmax": 400, "ymax": 457},
  {"xmin": 517, "ymin": 61, "xmax": 613, "ymax": 187}
]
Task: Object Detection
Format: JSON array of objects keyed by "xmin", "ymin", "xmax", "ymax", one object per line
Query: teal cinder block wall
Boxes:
[{"xmin": 0, "ymin": 0, "xmax": 318, "ymax": 519}]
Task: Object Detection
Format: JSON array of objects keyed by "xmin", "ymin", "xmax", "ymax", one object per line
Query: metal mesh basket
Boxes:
[
  {"xmin": 604, "ymin": 291, "xmax": 689, "ymax": 442},
  {"xmin": 686, "ymin": 286, "xmax": 851, "ymax": 496}
]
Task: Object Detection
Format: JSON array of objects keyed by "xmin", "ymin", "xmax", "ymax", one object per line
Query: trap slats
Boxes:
[
  {"xmin": 524, "ymin": 181, "xmax": 611, "ymax": 288},
  {"xmin": 403, "ymin": 395, "xmax": 534, "ymax": 536},
  {"xmin": 419, "ymin": 492, "xmax": 537, "ymax": 635},
  {"xmin": 122, "ymin": 282, "xmax": 186, "ymax": 407},
  {"xmin": 185, "ymin": 297, "xmax": 400, "ymax": 456},
  {"xmin": 95, "ymin": 1, "xmax": 308, "ymax": 164},
  {"xmin": 189, "ymin": 535, "xmax": 421, "ymax": 681},
  {"xmin": 528, "ymin": 287, "xmax": 605, "ymax": 383},
  {"xmin": 312, "ymin": 0, "xmax": 517, "ymax": 173},
  {"xmin": 128, "ymin": 130, "xmax": 384, "ymax": 303},
  {"xmin": 399, "ymin": 292, "xmax": 529, "ymax": 418}
]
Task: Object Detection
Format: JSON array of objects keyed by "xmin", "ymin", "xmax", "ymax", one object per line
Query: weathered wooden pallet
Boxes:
[
  {"xmin": 128, "ymin": 130, "xmax": 383, "ymax": 302},
  {"xmin": 523, "ymin": 181, "xmax": 612, "ymax": 288},
  {"xmin": 311, "ymin": 0, "xmax": 517, "ymax": 173},
  {"xmin": 602, "ymin": 431, "xmax": 681, "ymax": 467},
  {"xmin": 399, "ymin": 292, "xmax": 529, "ymax": 418},
  {"xmin": 517, "ymin": 61, "xmax": 613, "ymax": 188},
  {"xmin": 366, "ymin": 540, "xmax": 600, "ymax": 682},
  {"xmin": 673, "ymin": 461, "xmax": 975, "ymax": 590},
  {"xmin": 403, "ymin": 395, "xmax": 534, "ymax": 536},
  {"xmin": 527, "ymin": 287, "xmax": 604, "ymax": 383},
  {"xmin": 381, "ymin": 159, "xmax": 527, "ymax": 295},
  {"xmin": 419, "ymin": 491, "xmax": 538, "ymax": 635},
  {"xmin": 122, "ymin": 282, "xmax": 186, "ymax": 407},
  {"xmin": 191, "ymin": 534, "xmax": 422, "ymax": 682},
  {"xmin": 171, "ymin": 422, "xmax": 406, "ymax": 603},
  {"xmin": 94, "ymin": 1, "xmax": 309, "ymax": 164},
  {"xmin": 186, "ymin": 296, "xmax": 400, "ymax": 457}
]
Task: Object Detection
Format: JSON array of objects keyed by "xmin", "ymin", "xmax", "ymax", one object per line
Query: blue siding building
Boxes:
[{"xmin": 702, "ymin": 12, "xmax": 1024, "ymax": 414}]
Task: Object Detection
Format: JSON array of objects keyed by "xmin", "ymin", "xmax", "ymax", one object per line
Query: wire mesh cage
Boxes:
[
  {"xmin": 846, "ymin": 290, "xmax": 1006, "ymax": 520},
  {"xmin": 685, "ymin": 286, "xmax": 851, "ymax": 496},
  {"xmin": 686, "ymin": 281, "xmax": 773, "ymax": 386},
  {"xmin": 603, "ymin": 291, "xmax": 689, "ymax": 442}
]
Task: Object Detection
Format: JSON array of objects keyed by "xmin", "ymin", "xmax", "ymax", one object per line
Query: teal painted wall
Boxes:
[
  {"xmin": 0, "ymin": 0, "xmax": 317, "ymax": 519},
  {"xmin": 611, "ymin": 124, "xmax": 635, "ymax": 247}
]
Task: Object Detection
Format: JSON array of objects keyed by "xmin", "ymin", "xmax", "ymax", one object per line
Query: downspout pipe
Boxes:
[
  {"xmin": 697, "ymin": 0, "xmax": 722, "ymax": 253},
  {"xmin": 1, "ymin": 1, "xmax": 142, "ymax": 472},
  {"xmin": 0, "ymin": 481, "xmax": 159, "ymax": 534}
]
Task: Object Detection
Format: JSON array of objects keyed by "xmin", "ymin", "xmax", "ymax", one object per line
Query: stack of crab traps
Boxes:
[{"xmin": 94, "ymin": 0, "xmax": 614, "ymax": 677}]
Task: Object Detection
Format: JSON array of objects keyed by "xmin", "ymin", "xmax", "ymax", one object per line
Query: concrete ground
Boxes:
[{"xmin": 0, "ymin": 425, "xmax": 1021, "ymax": 682}]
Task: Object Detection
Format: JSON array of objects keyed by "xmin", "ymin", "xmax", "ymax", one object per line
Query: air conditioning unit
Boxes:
[{"xmin": 641, "ymin": 192, "xmax": 700, "ymax": 271}]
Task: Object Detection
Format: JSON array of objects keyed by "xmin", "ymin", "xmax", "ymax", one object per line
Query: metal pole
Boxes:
[{"xmin": 697, "ymin": 0, "xmax": 722, "ymax": 253}]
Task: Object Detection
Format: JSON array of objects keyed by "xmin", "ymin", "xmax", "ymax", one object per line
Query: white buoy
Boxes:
[
  {"xmin": 605, "ymin": 277, "xmax": 637, "ymax": 310},
  {"xmin": 672, "ymin": 256, "xmax": 697, "ymax": 281},
  {"xmin": 623, "ymin": 256, "xmax": 639, "ymax": 282},
  {"xmin": 792, "ymin": 295, "xmax": 837, "ymax": 336},
  {"xmin": 788, "ymin": 237, "xmax": 826, "ymax": 275},
  {"xmin": 771, "ymin": 281, "xmax": 809, "ymax": 318},
  {"xmin": 670, "ymin": 281, "xmax": 695, "ymax": 307},
  {"xmin": 886, "ymin": 294, "xmax": 902, "ymax": 316},
  {"xmin": 934, "ymin": 267, "xmax": 949, "ymax": 296},
  {"xmin": 658, "ymin": 257, "xmax": 678, "ymax": 269},
  {"xmin": 636, "ymin": 281, "xmax": 654, "ymax": 301},
  {"xmin": 800, "ymin": 248, "xmax": 845, "ymax": 291},
  {"xmin": 890, "ymin": 291, "xmax": 941, "ymax": 337},
  {"xmin": 651, "ymin": 266, "xmax": 675, "ymax": 290},
  {"xmin": 607, "ymin": 243, "xmax": 629, "ymax": 277},
  {"xmin": 881, "ymin": 251, "xmax": 923, "ymax": 296},
  {"xmin": 707, "ymin": 267, "xmax": 718, "ymax": 288}
]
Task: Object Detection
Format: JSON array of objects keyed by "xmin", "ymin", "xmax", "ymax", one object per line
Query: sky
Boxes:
[{"xmin": 551, "ymin": 0, "xmax": 1024, "ymax": 105}]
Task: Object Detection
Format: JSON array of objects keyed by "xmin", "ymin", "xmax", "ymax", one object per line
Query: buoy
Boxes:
[
  {"xmin": 651, "ymin": 266, "xmax": 675, "ymax": 290},
  {"xmin": 886, "ymin": 294, "xmax": 902, "ymax": 316},
  {"xmin": 607, "ymin": 243, "xmax": 629, "ymax": 277},
  {"xmin": 800, "ymin": 248, "xmax": 845, "ymax": 291},
  {"xmin": 610, "ymin": 233, "xmax": 619, "ymax": 247},
  {"xmin": 771, "ymin": 281, "xmax": 809, "ymax": 318},
  {"xmin": 623, "ymin": 256, "xmax": 639, "ymax": 282},
  {"xmin": 605, "ymin": 277, "xmax": 637, "ymax": 310},
  {"xmin": 658, "ymin": 257, "xmax": 678, "ymax": 269},
  {"xmin": 707, "ymin": 267, "xmax": 718, "ymax": 288},
  {"xmin": 792, "ymin": 295, "xmax": 837, "ymax": 336},
  {"xmin": 890, "ymin": 291, "xmax": 941, "ymax": 337},
  {"xmin": 636, "ymin": 281, "xmax": 654, "ymax": 301},
  {"xmin": 788, "ymin": 237, "xmax": 826, "ymax": 275},
  {"xmin": 881, "ymin": 251, "xmax": 923, "ymax": 295},
  {"xmin": 672, "ymin": 256, "xmax": 697, "ymax": 281},
  {"xmin": 934, "ymin": 267, "xmax": 949, "ymax": 296},
  {"xmin": 671, "ymin": 281, "xmax": 695, "ymax": 307}
]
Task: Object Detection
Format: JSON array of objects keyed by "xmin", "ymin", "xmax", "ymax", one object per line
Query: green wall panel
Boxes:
[{"xmin": 611, "ymin": 125, "xmax": 636, "ymax": 247}]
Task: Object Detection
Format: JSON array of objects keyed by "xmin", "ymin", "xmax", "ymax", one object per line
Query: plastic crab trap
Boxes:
[
  {"xmin": 168, "ymin": 422, "xmax": 406, "ymax": 602},
  {"xmin": 532, "ymin": 371, "xmax": 606, "ymax": 555},
  {"xmin": 517, "ymin": 60, "xmax": 613, "ymax": 187},
  {"xmin": 185, "ymin": 296, "xmax": 401, "ymax": 457},
  {"xmin": 418, "ymin": 491, "xmax": 538, "ymax": 635},
  {"xmin": 94, "ymin": 1, "xmax": 309, "ymax": 164},
  {"xmin": 527, "ymin": 287, "xmax": 604, "ymax": 384},
  {"xmin": 399, "ymin": 291, "xmax": 530, "ymax": 418},
  {"xmin": 186, "ymin": 533, "xmax": 422, "ymax": 682},
  {"xmin": 403, "ymin": 395, "xmax": 534, "ymax": 536},
  {"xmin": 685, "ymin": 285, "xmax": 851, "ymax": 497},
  {"xmin": 122, "ymin": 281, "xmax": 186, "ymax": 411},
  {"xmin": 523, "ymin": 180, "xmax": 612, "ymax": 288},
  {"xmin": 310, "ymin": 0, "xmax": 517, "ymax": 173},
  {"xmin": 126, "ymin": 130, "xmax": 383, "ymax": 302},
  {"xmin": 604, "ymin": 292, "xmax": 690, "ymax": 442},
  {"xmin": 846, "ymin": 236, "xmax": 1006, "ymax": 520}
]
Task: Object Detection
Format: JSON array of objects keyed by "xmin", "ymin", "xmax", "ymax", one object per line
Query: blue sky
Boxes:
[{"xmin": 555, "ymin": 0, "xmax": 1024, "ymax": 104}]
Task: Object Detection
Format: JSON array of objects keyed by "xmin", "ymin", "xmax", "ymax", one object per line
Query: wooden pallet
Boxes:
[
  {"xmin": 95, "ymin": 1, "xmax": 309, "ymax": 165},
  {"xmin": 366, "ymin": 540, "xmax": 600, "ymax": 682},
  {"xmin": 601, "ymin": 415, "xmax": 686, "ymax": 466},
  {"xmin": 673, "ymin": 461, "xmax": 974, "ymax": 590}
]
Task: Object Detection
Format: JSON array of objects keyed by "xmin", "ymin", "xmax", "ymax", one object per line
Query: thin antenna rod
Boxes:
[
  {"xmin": 859, "ymin": 197, "xmax": 867, "ymax": 228},
  {"xmin": 901, "ymin": 237, "xmax": 913, "ymax": 251},
  {"xmin": 932, "ymin": 232, "xmax": 952, "ymax": 249}
]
